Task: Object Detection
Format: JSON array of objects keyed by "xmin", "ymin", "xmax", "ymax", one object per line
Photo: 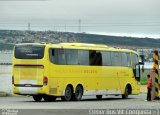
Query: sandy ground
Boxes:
[{"xmin": 140, "ymin": 85, "xmax": 147, "ymax": 93}]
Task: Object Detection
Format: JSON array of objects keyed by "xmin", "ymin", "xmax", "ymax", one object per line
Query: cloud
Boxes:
[
  {"xmin": 0, "ymin": 0, "xmax": 160, "ymax": 38},
  {"xmin": 0, "ymin": 0, "xmax": 159, "ymax": 20}
]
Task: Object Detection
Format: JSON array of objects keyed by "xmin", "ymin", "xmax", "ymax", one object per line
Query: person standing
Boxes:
[{"xmin": 147, "ymin": 74, "xmax": 152, "ymax": 101}]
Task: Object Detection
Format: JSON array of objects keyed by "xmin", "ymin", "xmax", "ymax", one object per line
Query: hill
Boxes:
[
  {"xmin": 0, "ymin": 30, "xmax": 159, "ymax": 50},
  {"xmin": 75, "ymin": 33, "xmax": 160, "ymax": 48}
]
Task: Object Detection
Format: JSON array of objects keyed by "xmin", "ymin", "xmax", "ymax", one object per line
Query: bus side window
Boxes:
[
  {"xmin": 49, "ymin": 49, "xmax": 59, "ymax": 64},
  {"xmin": 57, "ymin": 49, "xmax": 66, "ymax": 64},
  {"xmin": 101, "ymin": 51, "xmax": 111, "ymax": 66},
  {"xmin": 49, "ymin": 49, "xmax": 54, "ymax": 63},
  {"xmin": 121, "ymin": 53, "xmax": 130, "ymax": 67},
  {"xmin": 66, "ymin": 49, "xmax": 78, "ymax": 65},
  {"xmin": 89, "ymin": 50, "xmax": 97, "ymax": 65},
  {"xmin": 78, "ymin": 50, "xmax": 89, "ymax": 65},
  {"xmin": 95, "ymin": 52, "xmax": 102, "ymax": 66},
  {"xmin": 49, "ymin": 48, "xmax": 66, "ymax": 64},
  {"xmin": 111, "ymin": 52, "xmax": 122, "ymax": 66},
  {"xmin": 127, "ymin": 53, "xmax": 131, "ymax": 67},
  {"xmin": 89, "ymin": 50, "xmax": 102, "ymax": 66}
]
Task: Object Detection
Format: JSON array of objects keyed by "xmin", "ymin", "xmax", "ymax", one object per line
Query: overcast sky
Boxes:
[{"xmin": 0, "ymin": 0, "xmax": 160, "ymax": 38}]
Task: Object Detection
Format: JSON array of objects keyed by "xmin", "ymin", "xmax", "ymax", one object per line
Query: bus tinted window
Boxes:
[
  {"xmin": 57, "ymin": 49, "xmax": 66, "ymax": 64},
  {"xmin": 78, "ymin": 50, "xmax": 89, "ymax": 65},
  {"xmin": 111, "ymin": 52, "xmax": 122, "ymax": 66},
  {"xmin": 15, "ymin": 45, "xmax": 45, "ymax": 59},
  {"xmin": 50, "ymin": 48, "xmax": 89, "ymax": 65},
  {"xmin": 50, "ymin": 49, "xmax": 55, "ymax": 64},
  {"xmin": 66, "ymin": 49, "xmax": 78, "ymax": 65},
  {"xmin": 101, "ymin": 51, "xmax": 111, "ymax": 66},
  {"xmin": 121, "ymin": 53, "xmax": 130, "ymax": 67}
]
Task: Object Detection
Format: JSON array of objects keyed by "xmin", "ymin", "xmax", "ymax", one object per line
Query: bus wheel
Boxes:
[
  {"xmin": 96, "ymin": 95, "xmax": 102, "ymax": 100},
  {"xmin": 74, "ymin": 85, "xmax": 83, "ymax": 101},
  {"xmin": 33, "ymin": 95, "xmax": 42, "ymax": 102},
  {"xmin": 122, "ymin": 86, "xmax": 129, "ymax": 99},
  {"xmin": 61, "ymin": 85, "xmax": 73, "ymax": 101},
  {"xmin": 43, "ymin": 95, "xmax": 56, "ymax": 102}
]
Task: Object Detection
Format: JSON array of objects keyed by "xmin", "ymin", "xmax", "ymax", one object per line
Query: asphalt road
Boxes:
[{"xmin": 0, "ymin": 94, "xmax": 160, "ymax": 115}]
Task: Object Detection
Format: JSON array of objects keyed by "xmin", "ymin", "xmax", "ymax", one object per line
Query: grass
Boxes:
[
  {"xmin": 140, "ymin": 69, "xmax": 160, "ymax": 85},
  {"xmin": 140, "ymin": 77, "xmax": 147, "ymax": 85},
  {"xmin": 140, "ymin": 69, "xmax": 149, "ymax": 85}
]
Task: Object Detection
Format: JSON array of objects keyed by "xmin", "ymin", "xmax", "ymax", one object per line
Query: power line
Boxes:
[
  {"xmin": 28, "ymin": 22, "xmax": 30, "ymax": 31},
  {"xmin": 78, "ymin": 19, "xmax": 81, "ymax": 33},
  {"xmin": 0, "ymin": 25, "xmax": 159, "ymax": 27}
]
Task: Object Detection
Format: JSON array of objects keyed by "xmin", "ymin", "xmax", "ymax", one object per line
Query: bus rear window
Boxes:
[{"xmin": 15, "ymin": 45, "xmax": 45, "ymax": 59}]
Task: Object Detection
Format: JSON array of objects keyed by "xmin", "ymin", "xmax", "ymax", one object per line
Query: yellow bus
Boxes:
[{"xmin": 12, "ymin": 43, "xmax": 142, "ymax": 102}]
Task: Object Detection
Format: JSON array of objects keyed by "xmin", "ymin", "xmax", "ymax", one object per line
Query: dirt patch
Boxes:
[{"xmin": 140, "ymin": 85, "xmax": 147, "ymax": 93}]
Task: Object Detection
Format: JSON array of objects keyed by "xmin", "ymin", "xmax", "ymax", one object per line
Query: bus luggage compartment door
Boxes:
[{"xmin": 13, "ymin": 65, "xmax": 44, "ymax": 94}]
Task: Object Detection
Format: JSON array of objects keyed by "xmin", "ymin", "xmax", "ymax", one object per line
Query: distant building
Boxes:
[{"xmin": 137, "ymin": 49, "xmax": 160, "ymax": 62}]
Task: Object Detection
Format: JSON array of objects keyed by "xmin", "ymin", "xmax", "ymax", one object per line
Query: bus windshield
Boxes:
[{"xmin": 15, "ymin": 45, "xmax": 45, "ymax": 59}]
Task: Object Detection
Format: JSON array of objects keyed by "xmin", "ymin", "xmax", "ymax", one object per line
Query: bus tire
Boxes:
[
  {"xmin": 43, "ymin": 95, "xmax": 56, "ymax": 102},
  {"xmin": 74, "ymin": 85, "xmax": 83, "ymax": 101},
  {"xmin": 96, "ymin": 95, "xmax": 102, "ymax": 100},
  {"xmin": 33, "ymin": 95, "xmax": 42, "ymax": 102},
  {"xmin": 61, "ymin": 85, "xmax": 73, "ymax": 101},
  {"xmin": 122, "ymin": 86, "xmax": 129, "ymax": 99}
]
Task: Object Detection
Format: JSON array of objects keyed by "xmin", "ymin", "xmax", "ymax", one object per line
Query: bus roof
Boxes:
[
  {"xmin": 15, "ymin": 42, "xmax": 138, "ymax": 54},
  {"xmin": 59, "ymin": 43, "xmax": 108, "ymax": 48},
  {"xmin": 56, "ymin": 43, "xmax": 137, "ymax": 54}
]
